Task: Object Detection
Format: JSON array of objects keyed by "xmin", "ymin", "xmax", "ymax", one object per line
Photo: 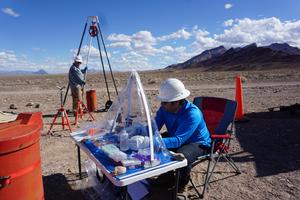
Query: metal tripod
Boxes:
[
  {"xmin": 63, "ymin": 16, "xmax": 118, "ymax": 111},
  {"xmin": 47, "ymin": 86, "xmax": 72, "ymax": 134}
]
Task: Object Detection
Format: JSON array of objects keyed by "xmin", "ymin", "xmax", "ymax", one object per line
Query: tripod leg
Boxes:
[
  {"xmin": 97, "ymin": 21, "xmax": 119, "ymax": 96},
  {"xmin": 61, "ymin": 111, "xmax": 65, "ymax": 130},
  {"xmin": 63, "ymin": 110, "xmax": 73, "ymax": 132},
  {"xmin": 48, "ymin": 110, "xmax": 59, "ymax": 134},
  {"xmin": 82, "ymin": 102, "xmax": 95, "ymax": 120},
  {"xmin": 96, "ymin": 34, "xmax": 111, "ymax": 101}
]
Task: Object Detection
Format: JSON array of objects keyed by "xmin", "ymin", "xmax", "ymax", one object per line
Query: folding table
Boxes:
[{"xmin": 70, "ymin": 130, "xmax": 187, "ymax": 200}]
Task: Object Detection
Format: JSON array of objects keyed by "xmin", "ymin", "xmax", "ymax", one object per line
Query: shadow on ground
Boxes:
[
  {"xmin": 43, "ymin": 173, "xmax": 85, "ymax": 200},
  {"xmin": 235, "ymin": 109, "xmax": 300, "ymax": 177}
]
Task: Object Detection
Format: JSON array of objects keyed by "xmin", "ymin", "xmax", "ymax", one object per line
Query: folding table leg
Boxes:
[
  {"xmin": 173, "ymin": 170, "xmax": 180, "ymax": 200},
  {"xmin": 77, "ymin": 145, "xmax": 82, "ymax": 179},
  {"xmin": 122, "ymin": 186, "xmax": 129, "ymax": 200}
]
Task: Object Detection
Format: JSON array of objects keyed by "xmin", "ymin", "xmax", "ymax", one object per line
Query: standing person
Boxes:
[
  {"xmin": 155, "ymin": 78, "xmax": 211, "ymax": 193},
  {"xmin": 68, "ymin": 55, "xmax": 87, "ymax": 115}
]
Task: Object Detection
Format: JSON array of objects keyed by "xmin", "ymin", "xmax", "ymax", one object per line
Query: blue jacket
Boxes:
[
  {"xmin": 155, "ymin": 100, "xmax": 211, "ymax": 149},
  {"xmin": 68, "ymin": 64, "xmax": 87, "ymax": 89}
]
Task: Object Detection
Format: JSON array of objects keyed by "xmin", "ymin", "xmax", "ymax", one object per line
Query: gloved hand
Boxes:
[
  {"xmin": 81, "ymin": 66, "xmax": 88, "ymax": 73},
  {"xmin": 172, "ymin": 153, "xmax": 185, "ymax": 161}
]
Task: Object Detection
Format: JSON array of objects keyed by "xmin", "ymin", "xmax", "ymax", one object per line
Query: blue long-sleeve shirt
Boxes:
[
  {"xmin": 68, "ymin": 64, "xmax": 87, "ymax": 89},
  {"xmin": 155, "ymin": 100, "xmax": 211, "ymax": 149}
]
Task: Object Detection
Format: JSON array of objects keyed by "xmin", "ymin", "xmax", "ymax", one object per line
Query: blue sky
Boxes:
[{"xmin": 1, "ymin": 0, "xmax": 300, "ymax": 73}]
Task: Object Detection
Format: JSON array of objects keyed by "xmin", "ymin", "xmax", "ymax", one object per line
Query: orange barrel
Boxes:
[
  {"xmin": 0, "ymin": 112, "xmax": 44, "ymax": 200},
  {"xmin": 86, "ymin": 89, "xmax": 97, "ymax": 112}
]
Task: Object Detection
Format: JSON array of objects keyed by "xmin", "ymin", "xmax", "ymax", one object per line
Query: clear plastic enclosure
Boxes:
[{"xmin": 78, "ymin": 71, "xmax": 171, "ymax": 174}]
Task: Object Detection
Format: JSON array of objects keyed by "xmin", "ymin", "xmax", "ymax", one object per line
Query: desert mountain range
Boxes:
[
  {"xmin": 166, "ymin": 43, "xmax": 300, "ymax": 71},
  {"xmin": 0, "ymin": 69, "xmax": 48, "ymax": 76}
]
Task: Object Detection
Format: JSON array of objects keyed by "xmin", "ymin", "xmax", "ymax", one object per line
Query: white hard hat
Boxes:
[
  {"xmin": 156, "ymin": 78, "xmax": 190, "ymax": 102},
  {"xmin": 74, "ymin": 55, "xmax": 83, "ymax": 63}
]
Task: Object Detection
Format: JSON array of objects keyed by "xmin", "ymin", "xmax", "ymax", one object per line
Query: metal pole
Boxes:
[
  {"xmin": 77, "ymin": 145, "xmax": 82, "ymax": 179},
  {"xmin": 96, "ymin": 34, "xmax": 111, "ymax": 100},
  {"xmin": 97, "ymin": 20, "xmax": 119, "ymax": 96},
  {"xmin": 63, "ymin": 21, "xmax": 88, "ymax": 106}
]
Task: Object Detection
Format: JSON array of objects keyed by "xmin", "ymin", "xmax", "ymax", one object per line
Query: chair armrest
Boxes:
[{"xmin": 211, "ymin": 134, "xmax": 231, "ymax": 139}]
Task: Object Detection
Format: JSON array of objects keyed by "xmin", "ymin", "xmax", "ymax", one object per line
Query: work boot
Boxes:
[{"xmin": 178, "ymin": 175, "xmax": 190, "ymax": 193}]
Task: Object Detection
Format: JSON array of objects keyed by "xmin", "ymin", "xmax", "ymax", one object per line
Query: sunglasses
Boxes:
[{"xmin": 161, "ymin": 101, "xmax": 172, "ymax": 105}]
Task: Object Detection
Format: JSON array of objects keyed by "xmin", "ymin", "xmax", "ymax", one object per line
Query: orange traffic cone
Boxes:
[{"xmin": 235, "ymin": 75, "xmax": 249, "ymax": 122}]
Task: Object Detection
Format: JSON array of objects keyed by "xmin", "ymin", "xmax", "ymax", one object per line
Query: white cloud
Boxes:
[
  {"xmin": 157, "ymin": 28, "xmax": 191, "ymax": 41},
  {"xmin": 0, "ymin": 50, "xmax": 39, "ymax": 71},
  {"xmin": 82, "ymin": 45, "xmax": 110, "ymax": 58},
  {"xmin": 224, "ymin": 3, "xmax": 233, "ymax": 9},
  {"xmin": 69, "ymin": 45, "xmax": 115, "ymax": 71},
  {"xmin": 215, "ymin": 17, "xmax": 300, "ymax": 47},
  {"xmin": 108, "ymin": 42, "xmax": 131, "ymax": 49},
  {"xmin": 0, "ymin": 51, "xmax": 17, "ymax": 62},
  {"xmin": 2, "ymin": 7, "xmax": 20, "ymax": 17},
  {"xmin": 111, "ymin": 51, "xmax": 151, "ymax": 71},
  {"xmin": 174, "ymin": 46, "xmax": 186, "ymax": 53},
  {"xmin": 108, "ymin": 17, "xmax": 300, "ymax": 71},
  {"xmin": 67, "ymin": 17, "xmax": 300, "ymax": 72},
  {"xmin": 224, "ymin": 19, "xmax": 234, "ymax": 27},
  {"xmin": 107, "ymin": 28, "xmax": 193, "ymax": 59},
  {"xmin": 160, "ymin": 46, "xmax": 174, "ymax": 53},
  {"xmin": 191, "ymin": 27, "xmax": 219, "ymax": 50},
  {"xmin": 132, "ymin": 31, "xmax": 156, "ymax": 44},
  {"xmin": 107, "ymin": 33, "xmax": 131, "ymax": 42},
  {"xmin": 4, "ymin": 17, "xmax": 300, "ymax": 73},
  {"xmin": 133, "ymin": 43, "xmax": 161, "ymax": 56}
]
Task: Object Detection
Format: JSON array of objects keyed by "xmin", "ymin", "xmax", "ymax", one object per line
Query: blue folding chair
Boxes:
[{"xmin": 190, "ymin": 96, "xmax": 241, "ymax": 198}]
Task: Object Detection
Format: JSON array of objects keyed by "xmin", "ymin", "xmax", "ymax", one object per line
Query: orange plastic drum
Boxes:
[
  {"xmin": 86, "ymin": 89, "xmax": 97, "ymax": 112},
  {"xmin": 0, "ymin": 112, "xmax": 44, "ymax": 200}
]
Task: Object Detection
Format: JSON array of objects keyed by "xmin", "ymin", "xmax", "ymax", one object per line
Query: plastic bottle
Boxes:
[{"xmin": 120, "ymin": 129, "xmax": 129, "ymax": 151}]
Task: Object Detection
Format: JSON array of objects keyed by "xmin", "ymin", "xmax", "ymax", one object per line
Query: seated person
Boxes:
[{"xmin": 155, "ymin": 78, "xmax": 211, "ymax": 192}]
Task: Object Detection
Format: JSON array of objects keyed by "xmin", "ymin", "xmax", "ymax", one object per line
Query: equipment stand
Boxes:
[
  {"xmin": 47, "ymin": 87, "xmax": 73, "ymax": 134},
  {"xmin": 74, "ymin": 100, "xmax": 95, "ymax": 125}
]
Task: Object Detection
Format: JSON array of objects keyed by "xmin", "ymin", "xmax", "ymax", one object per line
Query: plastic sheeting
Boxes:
[{"xmin": 78, "ymin": 70, "xmax": 171, "ymax": 175}]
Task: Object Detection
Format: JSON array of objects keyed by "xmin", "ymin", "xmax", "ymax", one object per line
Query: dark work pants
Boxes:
[{"xmin": 170, "ymin": 143, "xmax": 208, "ymax": 189}]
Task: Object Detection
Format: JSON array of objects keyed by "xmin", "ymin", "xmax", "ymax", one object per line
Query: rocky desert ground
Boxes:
[{"xmin": 0, "ymin": 68, "xmax": 300, "ymax": 199}]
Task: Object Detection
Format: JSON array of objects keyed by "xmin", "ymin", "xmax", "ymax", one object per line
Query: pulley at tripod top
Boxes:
[
  {"xmin": 89, "ymin": 21, "xmax": 98, "ymax": 37},
  {"xmin": 88, "ymin": 16, "xmax": 99, "ymax": 37}
]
